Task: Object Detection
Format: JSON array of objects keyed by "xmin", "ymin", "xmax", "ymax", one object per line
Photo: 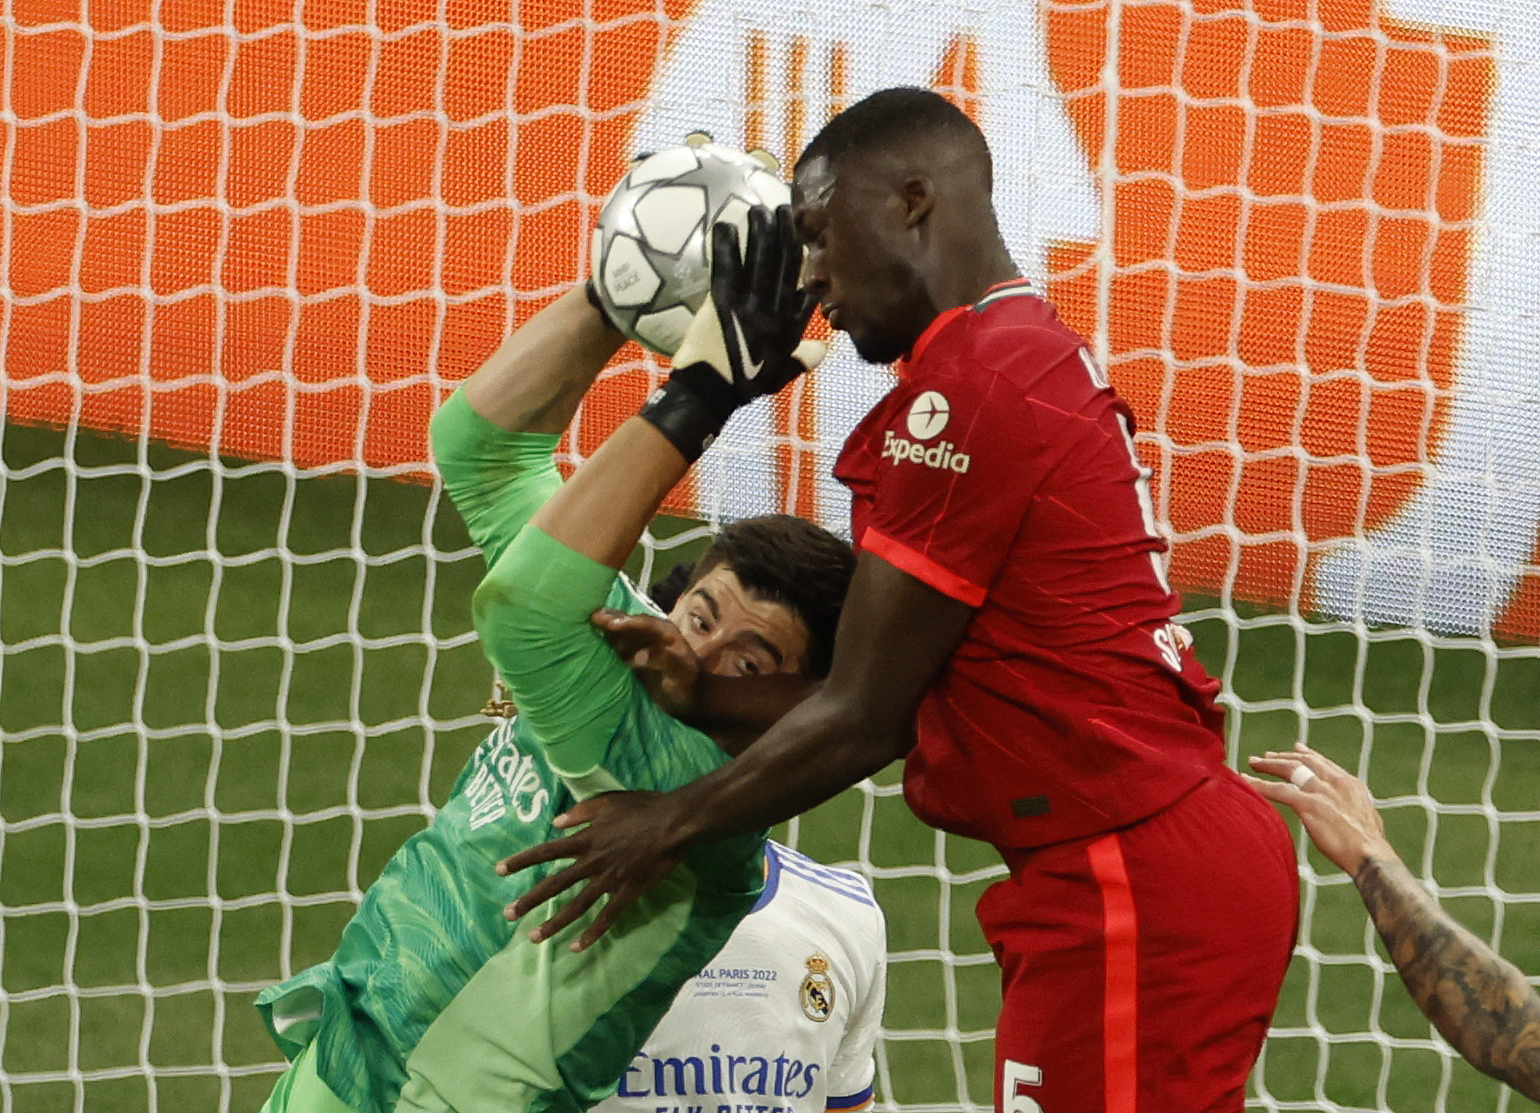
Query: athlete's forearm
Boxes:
[
  {"xmin": 463, "ymin": 286, "xmax": 626, "ymax": 435},
  {"xmin": 660, "ymin": 688, "xmax": 913, "ymax": 846},
  {"xmin": 530, "ymin": 417, "xmax": 690, "ymax": 571},
  {"xmin": 686, "ymin": 674, "xmax": 819, "ymax": 739},
  {"xmin": 1355, "ymin": 853, "xmax": 1540, "ymax": 1099}
]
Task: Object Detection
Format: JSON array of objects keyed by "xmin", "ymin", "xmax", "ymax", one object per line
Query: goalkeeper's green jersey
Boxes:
[{"xmin": 255, "ymin": 391, "xmax": 764, "ymax": 1113}]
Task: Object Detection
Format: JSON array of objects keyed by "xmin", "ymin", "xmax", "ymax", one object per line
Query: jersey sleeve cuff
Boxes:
[
  {"xmin": 430, "ymin": 388, "xmax": 563, "ymax": 471},
  {"xmin": 479, "ymin": 524, "xmax": 620, "ymax": 625},
  {"xmin": 861, "ymin": 527, "xmax": 987, "ymax": 607},
  {"xmin": 827, "ymin": 1085, "xmax": 875, "ymax": 1112}
]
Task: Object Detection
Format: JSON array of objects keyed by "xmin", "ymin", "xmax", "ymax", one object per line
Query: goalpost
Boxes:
[{"xmin": 3, "ymin": 2, "xmax": 1539, "ymax": 1112}]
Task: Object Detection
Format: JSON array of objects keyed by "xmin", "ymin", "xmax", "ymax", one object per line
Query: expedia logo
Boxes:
[
  {"xmin": 906, "ymin": 391, "xmax": 951, "ymax": 440},
  {"xmin": 881, "ymin": 390, "xmax": 971, "ymax": 471},
  {"xmin": 882, "ymin": 429, "xmax": 971, "ymax": 473}
]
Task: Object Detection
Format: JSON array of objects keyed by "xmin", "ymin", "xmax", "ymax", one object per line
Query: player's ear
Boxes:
[{"xmin": 899, "ymin": 176, "xmax": 934, "ymax": 228}]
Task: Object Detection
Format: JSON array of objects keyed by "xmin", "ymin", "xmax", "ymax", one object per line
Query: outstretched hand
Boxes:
[
  {"xmin": 1244, "ymin": 741, "xmax": 1398, "ymax": 877},
  {"xmin": 672, "ymin": 204, "xmax": 825, "ymax": 407},
  {"xmin": 496, "ymin": 791, "xmax": 684, "ymax": 950},
  {"xmin": 591, "ymin": 608, "xmax": 700, "ymax": 718},
  {"xmin": 639, "ymin": 205, "xmax": 826, "ymax": 462}
]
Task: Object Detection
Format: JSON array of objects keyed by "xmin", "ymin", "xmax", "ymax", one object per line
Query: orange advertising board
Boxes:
[{"xmin": 5, "ymin": 0, "xmax": 1537, "ymax": 638}]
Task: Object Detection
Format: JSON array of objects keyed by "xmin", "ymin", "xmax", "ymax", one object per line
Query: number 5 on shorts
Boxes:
[{"xmin": 1003, "ymin": 1059, "xmax": 1044, "ymax": 1113}]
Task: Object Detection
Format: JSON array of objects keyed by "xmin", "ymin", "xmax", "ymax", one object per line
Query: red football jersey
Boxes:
[{"xmin": 834, "ymin": 280, "xmax": 1229, "ymax": 849}]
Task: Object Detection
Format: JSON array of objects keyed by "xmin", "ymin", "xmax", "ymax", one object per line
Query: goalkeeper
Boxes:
[{"xmin": 256, "ymin": 204, "xmax": 844, "ymax": 1113}]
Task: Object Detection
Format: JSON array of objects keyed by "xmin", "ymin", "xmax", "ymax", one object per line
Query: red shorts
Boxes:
[{"xmin": 978, "ymin": 769, "xmax": 1298, "ymax": 1113}]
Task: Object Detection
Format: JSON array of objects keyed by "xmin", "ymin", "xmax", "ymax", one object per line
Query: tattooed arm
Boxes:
[
  {"xmin": 1355, "ymin": 852, "xmax": 1540, "ymax": 1099},
  {"xmin": 1247, "ymin": 743, "xmax": 1540, "ymax": 1102}
]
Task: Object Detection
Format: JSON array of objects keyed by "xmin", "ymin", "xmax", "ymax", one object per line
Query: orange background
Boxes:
[
  {"xmin": 6, "ymin": 0, "xmax": 678, "ymax": 471},
  {"xmin": 5, "ymin": 0, "xmax": 1536, "ymax": 637},
  {"xmin": 1041, "ymin": 0, "xmax": 1493, "ymax": 613}
]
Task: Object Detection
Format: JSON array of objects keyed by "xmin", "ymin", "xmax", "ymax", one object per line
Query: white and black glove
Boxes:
[{"xmin": 639, "ymin": 205, "xmax": 826, "ymax": 462}]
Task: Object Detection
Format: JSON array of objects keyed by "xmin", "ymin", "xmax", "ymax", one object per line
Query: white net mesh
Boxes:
[{"xmin": 4, "ymin": 2, "xmax": 1540, "ymax": 1112}]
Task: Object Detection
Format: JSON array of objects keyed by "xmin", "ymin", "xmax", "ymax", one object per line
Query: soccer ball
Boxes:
[{"xmin": 590, "ymin": 138, "xmax": 792, "ymax": 356}]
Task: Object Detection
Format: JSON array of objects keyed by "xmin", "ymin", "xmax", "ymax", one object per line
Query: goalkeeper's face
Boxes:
[
  {"xmin": 667, "ymin": 566, "xmax": 811, "ymax": 678},
  {"xmin": 792, "ymin": 155, "xmax": 932, "ymax": 365}
]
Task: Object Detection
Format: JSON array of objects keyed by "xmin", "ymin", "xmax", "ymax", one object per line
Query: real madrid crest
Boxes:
[{"xmin": 800, "ymin": 954, "xmax": 835, "ymax": 1022}]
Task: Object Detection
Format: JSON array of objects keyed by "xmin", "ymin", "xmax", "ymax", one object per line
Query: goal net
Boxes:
[{"xmin": 4, "ymin": 2, "xmax": 1538, "ymax": 1111}]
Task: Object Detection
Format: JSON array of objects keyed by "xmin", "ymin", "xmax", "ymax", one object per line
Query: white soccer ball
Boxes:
[{"xmin": 590, "ymin": 138, "xmax": 791, "ymax": 356}]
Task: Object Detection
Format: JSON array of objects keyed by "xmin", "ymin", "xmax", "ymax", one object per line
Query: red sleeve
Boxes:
[{"xmin": 857, "ymin": 363, "xmax": 1044, "ymax": 606}]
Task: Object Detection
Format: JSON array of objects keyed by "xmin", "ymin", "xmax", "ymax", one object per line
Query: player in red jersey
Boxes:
[{"xmin": 500, "ymin": 88, "xmax": 1299, "ymax": 1113}]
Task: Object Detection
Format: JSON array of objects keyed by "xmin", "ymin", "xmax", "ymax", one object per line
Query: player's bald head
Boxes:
[{"xmin": 795, "ymin": 86, "xmax": 993, "ymax": 194}]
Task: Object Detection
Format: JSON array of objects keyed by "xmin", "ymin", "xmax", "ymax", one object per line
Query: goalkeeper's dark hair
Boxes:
[
  {"xmin": 795, "ymin": 86, "xmax": 992, "ymax": 189},
  {"xmin": 653, "ymin": 515, "xmax": 855, "ymax": 678},
  {"xmin": 647, "ymin": 561, "xmax": 696, "ymax": 614}
]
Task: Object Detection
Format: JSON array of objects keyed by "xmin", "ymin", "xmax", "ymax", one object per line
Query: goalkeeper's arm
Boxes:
[
  {"xmin": 428, "ymin": 286, "xmax": 625, "ymax": 571},
  {"xmin": 461, "ymin": 285, "xmax": 625, "ymax": 436}
]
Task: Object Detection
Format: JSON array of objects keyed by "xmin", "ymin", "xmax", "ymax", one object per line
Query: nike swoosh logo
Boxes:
[{"xmin": 730, "ymin": 313, "xmax": 764, "ymax": 380}]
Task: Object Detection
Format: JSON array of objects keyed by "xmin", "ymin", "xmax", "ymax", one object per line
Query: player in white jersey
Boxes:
[{"xmin": 596, "ymin": 841, "xmax": 887, "ymax": 1113}]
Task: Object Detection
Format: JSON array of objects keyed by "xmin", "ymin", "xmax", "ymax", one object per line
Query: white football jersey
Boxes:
[{"xmin": 594, "ymin": 841, "xmax": 888, "ymax": 1113}]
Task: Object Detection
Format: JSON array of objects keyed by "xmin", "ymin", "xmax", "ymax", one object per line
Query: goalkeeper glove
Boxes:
[{"xmin": 639, "ymin": 204, "xmax": 827, "ymax": 462}]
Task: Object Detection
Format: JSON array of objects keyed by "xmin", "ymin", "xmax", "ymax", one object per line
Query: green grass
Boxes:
[{"xmin": 3, "ymin": 421, "xmax": 1538, "ymax": 1113}]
